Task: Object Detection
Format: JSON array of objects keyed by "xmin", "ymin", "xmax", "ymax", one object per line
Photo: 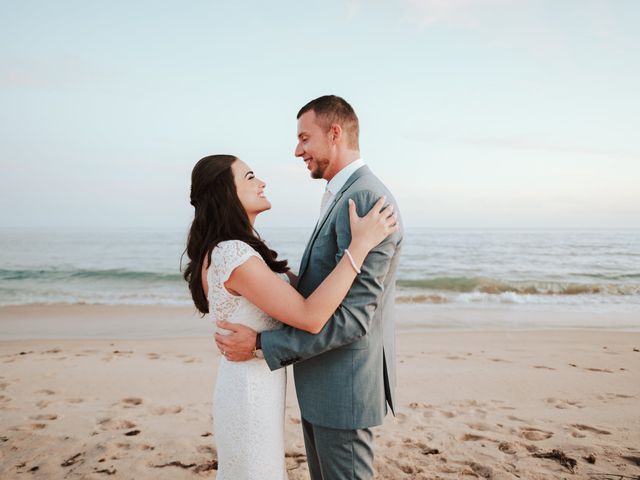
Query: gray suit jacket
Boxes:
[{"xmin": 261, "ymin": 166, "xmax": 403, "ymax": 430}]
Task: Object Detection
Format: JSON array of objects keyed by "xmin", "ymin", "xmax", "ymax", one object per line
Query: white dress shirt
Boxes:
[{"xmin": 319, "ymin": 158, "xmax": 366, "ymax": 220}]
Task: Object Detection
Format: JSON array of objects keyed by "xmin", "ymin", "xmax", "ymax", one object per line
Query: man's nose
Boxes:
[{"xmin": 294, "ymin": 142, "xmax": 304, "ymax": 157}]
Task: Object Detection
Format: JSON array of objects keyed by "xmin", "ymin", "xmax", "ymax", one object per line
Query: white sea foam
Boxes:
[{"xmin": 1, "ymin": 227, "xmax": 639, "ymax": 317}]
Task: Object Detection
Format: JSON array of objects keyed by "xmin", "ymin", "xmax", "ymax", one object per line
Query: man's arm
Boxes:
[{"xmin": 260, "ymin": 189, "xmax": 400, "ymax": 370}]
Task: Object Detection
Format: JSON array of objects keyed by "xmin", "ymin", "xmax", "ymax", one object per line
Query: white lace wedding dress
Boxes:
[{"xmin": 208, "ymin": 240, "xmax": 288, "ymax": 480}]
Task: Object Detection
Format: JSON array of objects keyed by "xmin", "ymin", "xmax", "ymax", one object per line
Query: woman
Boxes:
[{"xmin": 183, "ymin": 154, "xmax": 397, "ymax": 479}]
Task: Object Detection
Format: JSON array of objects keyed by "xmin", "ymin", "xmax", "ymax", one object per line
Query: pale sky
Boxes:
[{"xmin": 1, "ymin": 0, "xmax": 639, "ymax": 229}]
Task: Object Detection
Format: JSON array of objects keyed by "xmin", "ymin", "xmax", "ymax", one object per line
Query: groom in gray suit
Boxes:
[{"xmin": 216, "ymin": 95, "xmax": 403, "ymax": 479}]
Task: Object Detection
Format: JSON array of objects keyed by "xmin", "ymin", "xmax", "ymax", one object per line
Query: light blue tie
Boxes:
[{"xmin": 319, "ymin": 188, "xmax": 332, "ymax": 220}]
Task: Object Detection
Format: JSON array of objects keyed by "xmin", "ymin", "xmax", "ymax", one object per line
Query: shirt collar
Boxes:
[{"xmin": 326, "ymin": 158, "xmax": 366, "ymax": 195}]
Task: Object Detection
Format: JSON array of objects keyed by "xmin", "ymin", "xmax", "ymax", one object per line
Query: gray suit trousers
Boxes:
[{"xmin": 302, "ymin": 417, "xmax": 374, "ymax": 480}]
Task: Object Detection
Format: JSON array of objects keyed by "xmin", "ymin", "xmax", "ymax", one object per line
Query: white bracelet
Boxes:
[{"xmin": 344, "ymin": 249, "xmax": 361, "ymax": 274}]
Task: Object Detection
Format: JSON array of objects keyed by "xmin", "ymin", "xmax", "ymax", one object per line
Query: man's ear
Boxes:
[{"xmin": 330, "ymin": 123, "xmax": 342, "ymax": 144}]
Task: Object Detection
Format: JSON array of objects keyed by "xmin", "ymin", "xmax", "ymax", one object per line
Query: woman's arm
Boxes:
[{"xmin": 225, "ymin": 197, "xmax": 396, "ymax": 334}]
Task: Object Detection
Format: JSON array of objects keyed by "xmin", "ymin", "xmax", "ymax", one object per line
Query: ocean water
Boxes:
[{"xmin": 0, "ymin": 227, "xmax": 639, "ymax": 314}]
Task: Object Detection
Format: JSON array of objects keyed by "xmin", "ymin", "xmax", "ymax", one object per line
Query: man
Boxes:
[{"xmin": 215, "ymin": 95, "xmax": 403, "ymax": 479}]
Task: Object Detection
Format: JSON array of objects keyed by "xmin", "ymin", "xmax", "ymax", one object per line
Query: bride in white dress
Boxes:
[{"xmin": 182, "ymin": 154, "xmax": 397, "ymax": 479}]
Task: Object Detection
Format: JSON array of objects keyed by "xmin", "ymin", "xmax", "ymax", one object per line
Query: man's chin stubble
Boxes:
[{"xmin": 311, "ymin": 161, "xmax": 329, "ymax": 179}]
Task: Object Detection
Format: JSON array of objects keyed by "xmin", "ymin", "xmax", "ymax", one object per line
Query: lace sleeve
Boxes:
[{"xmin": 211, "ymin": 240, "xmax": 261, "ymax": 284}]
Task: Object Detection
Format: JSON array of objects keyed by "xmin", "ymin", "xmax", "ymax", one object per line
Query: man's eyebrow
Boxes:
[
  {"xmin": 244, "ymin": 171, "xmax": 254, "ymax": 178},
  {"xmin": 297, "ymin": 132, "xmax": 307, "ymax": 139}
]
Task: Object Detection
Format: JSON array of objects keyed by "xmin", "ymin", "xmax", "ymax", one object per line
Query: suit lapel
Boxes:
[{"xmin": 298, "ymin": 166, "xmax": 371, "ymax": 281}]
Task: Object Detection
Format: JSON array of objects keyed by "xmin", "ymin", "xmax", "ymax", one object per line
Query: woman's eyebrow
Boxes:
[{"xmin": 244, "ymin": 171, "xmax": 254, "ymax": 178}]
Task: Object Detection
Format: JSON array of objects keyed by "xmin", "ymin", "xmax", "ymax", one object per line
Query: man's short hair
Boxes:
[{"xmin": 297, "ymin": 95, "xmax": 360, "ymax": 150}]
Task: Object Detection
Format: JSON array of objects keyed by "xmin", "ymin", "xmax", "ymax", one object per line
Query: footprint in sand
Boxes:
[
  {"xmin": 10, "ymin": 423, "xmax": 47, "ymax": 431},
  {"xmin": 402, "ymin": 438, "xmax": 434, "ymax": 452},
  {"xmin": 498, "ymin": 441, "xmax": 517, "ymax": 454},
  {"xmin": 465, "ymin": 461, "xmax": 493, "ymax": 479},
  {"xmin": 36, "ymin": 389, "xmax": 55, "ymax": 396},
  {"xmin": 146, "ymin": 353, "xmax": 160, "ymax": 360},
  {"xmin": 507, "ymin": 415, "xmax": 529, "ymax": 423},
  {"xmin": 533, "ymin": 365, "xmax": 556, "ymax": 370},
  {"xmin": 118, "ymin": 397, "xmax": 143, "ymax": 408},
  {"xmin": 469, "ymin": 409, "xmax": 488, "ymax": 419},
  {"xmin": 454, "ymin": 399, "xmax": 481, "ymax": 407},
  {"xmin": 29, "ymin": 414, "xmax": 58, "ymax": 421},
  {"xmin": 446, "ymin": 355, "xmax": 466, "ymax": 360},
  {"xmin": 545, "ymin": 397, "xmax": 584, "ymax": 409},
  {"xmin": 61, "ymin": 452, "xmax": 84, "ymax": 467},
  {"xmin": 42, "ymin": 348, "xmax": 62, "ymax": 354},
  {"xmin": 421, "ymin": 410, "xmax": 434, "ymax": 419},
  {"xmin": 439, "ymin": 410, "xmax": 456, "ymax": 418},
  {"xmin": 183, "ymin": 357, "xmax": 202, "ymax": 364},
  {"xmin": 66, "ymin": 398, "xmax": 85, "ymax": 404},
  {"xmin": 101, "ymin": 350, "xmax": 134, "ymax": 362},
  {"xmin": 570, "ymin": 424, "xmax": 611, "ymax": 435},
  {"xmin": 460, "ymin": 433, "xmax": 488, "ymax": 442},
  {"xmin": 197, "ymin": 445, "xmax": 215, "ymax": 454},
  {"xmin": 465, "ymin": 422, "xmax": 498, "ymax": 433},
  {"xmin": 584, "ymin": 367, "xmax": 613, "ymax": 373},
  {"xmin": 452, "ymin": 400, "xmax": 488, "ymax": 418},
  {"xmin": 97, "ymin": 418, "xmax": 137, "ymax": 430},
  {"xmin": 518, "ymin": 427, "xmax": 553, "ymax": 441},
  {"xmin": 568, "ymin": 428, "xmax": 587, "ymax": 438},
  {"xmin": 394, "ymin": 412, "xmax": 407, "ymax": 424},
  {"xmin": 397, "ymin": 463, "xmax": 421, "ymax": 474},
  {"xmin": 604, "ymin": 392, "xmax": 635, "ymax": 400},
  {"xmin": 621, "ymin": 455, "xmax": 640, "ymax": 467},
  {"xmin": 153, "ymin": 405, "xmax": 183, "ymax": 415},
  {"xmin": 433, "ymin": 465, "xmax": 458, "ymax": 475},
  {"xmin": 112, "ymin": 350, "xmax": 133, "ymax": 355},
  {"xmin": 488, "ymin": 358, "xmax": 511, "ymax": 363}
]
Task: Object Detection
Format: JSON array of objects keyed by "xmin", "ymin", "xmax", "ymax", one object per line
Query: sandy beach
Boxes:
[{"xmin": 1, "ymin": 305, "xmax": 639, "ymax": 479}]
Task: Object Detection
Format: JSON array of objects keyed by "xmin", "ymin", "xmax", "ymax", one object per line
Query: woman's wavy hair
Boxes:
[{"xmin": 182, "ymin": 154, "xmax": 289, "ymax": 314}]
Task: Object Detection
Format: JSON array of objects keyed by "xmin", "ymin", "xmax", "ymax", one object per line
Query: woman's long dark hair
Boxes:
[{"xmin": 182, "ymin": 154, "xmax": 289, "ymax": 314}]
